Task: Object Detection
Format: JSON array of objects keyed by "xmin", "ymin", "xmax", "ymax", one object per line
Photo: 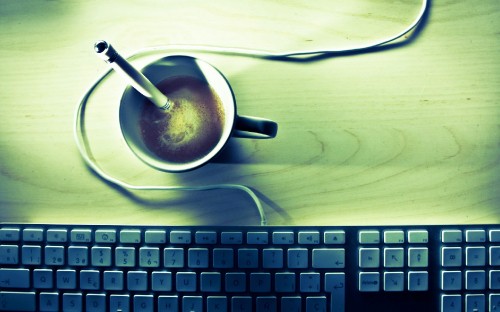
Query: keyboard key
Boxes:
[
  {"xmin": 140, "ymin": 247, "xmax": 160, "ymax": 267},
  {"xmin": 441, "ymin": 247, "xmax": 462, "ymax": 267},
  {"xmin": 22, "ymin": 228, "xmax": 43, "ymax": 242},
  {"xmin": 490, "ymin": 229, "xmax": 500, "ymax": 242},
  {"xmin": 247, "ymin": 232, "xmax": 269, "ymax": 244},
  {"xmin": 120, "ymin": 229, "xmax": 141, "ymax": 244},
  {"xmin": 384, "ymin": 230, "xmax": 405, "ymax": 244},
  {"xmin": 221, "ymin": 232, "xmax": 242, "ymax": 244},
  {"xmin": 39, "ymin": 292, "xmax": 58, "ymax": 311},
  {"xmin": 109, "ymin": 294, "xmax": 129, "ymax": 312},
  {"xmin": 441, "ymin": 230, "xmax": 462, "ymax": 243},
  {"xmin": 176, "ymin": 272, "xmax": 196, "ymax": 292},
  {"xmin": 57, "ymin": 269, "xmax": 76, "ymax": 289},
  {"xmin": 145, "ymin": 230, "xmax": 167, "ymax": 244},
  {"xmin": 0, "ymin": 268, "xmax": 30, "ymax": 288},
  {"xmin": 225, "ymin": 273, "xmax": 246, "ymax": 292},
  {"xmin": 67, "ymin": 246, "xmax": 88, "ymax": 266},
  {"xmin": 384, "ymin": 248, "xmax": 404, "ymax": 268},
  {"xmin": 408, "ymin": 271, "xmax": 428, "ymax": 291},
  {"xmin": 0, "ymin": 291, "xmax": 36, "ymax": 311},
  {"xmin": 164, "ymin": 248, "xmax": 184, "ymax": 268},
  {"xmin": 466, "ymin": 246, "xmax": 485, "ymax": 266},
  {"xmin": 358, "ymin": 272, "xmax": 380, "ymax": 292},
  {"xmin": 491, "ymin": 294, "xmax": 500, "ymax": 312},
  {"xmin": 256, "ymin": 296, "xmax": 276, "ymax": 312},
  {"xmin": 383, "ymin": 271, "xmax": 404, "ymax": 292},
  {"xmin": 63, "ymin": 292, "xmax": 82, "ymax": 312},
  {"xmin": 92, "ymin": 246, "xmax": 112, "ymax": 266},
  {"xmin": 262, "ymin": 248, "xmax": 284, "ymax": 269},
  {"xmin": 359, "ymin": 248, "xmax": 380, "ymax": 268},
  {"xmin": 158, "ymin": 295, "xmax": 178, "ymax": 312},
  {"xmin": 238, "ymin": 248, "xmax": 258, "ymax": 268},
  {"xmin": 281, "ymin": 297, "xmax": 301, "ymax": 312},
  {"xmin": 207, "ymin": 296, "xmax": 226, "ymax": 312},
  {"xmin": 465, "ymin": 294, "xmax": 485, "ymax": 312},
  {"xmin": 275, "ymin": 272, "xmax": 296, "ymax": 292},
  {"xmin": 272, "ymin": 231, "xmax": 294, "ymax": 244},
  {"xmin": 135, "ymin": 295, "xmax": 154, "ymax": 312},
  {"xmin": 33, "ymin": 269, "xmax": 53, "ymax": 289},
  {"xmin": 312, "ymin": 248, "xmax": 345, "ymax": 268},
  {"xmin": 489, "ymin": 270, "xmax": 500, "ymax": 290},
  {"xmin": 250, "ymin": 273, "xmax": 271, "ymax": 292},
  {"xmin": 213, "ymin": 248, "xmax": 234, "ymax": 268},
  {"xmin": 298, "ymin": 231, "xmax": 320, "ymax": 244},
  {"xmin": 128, "ymin": 271, "xmax": 148, "ymax": 291},
  {"xmin": 325, "ymin": 273, "xmax": 345, "ymax": 312},
  {"xmin": 231, "ymin": 296, "xmax": 252, "ymax": 312},
  {"xmin": 195, "ymin": 231, "xmax": 217, "ymax": 244},
  {"xmin": 71, "ymin": 229, "xmax": 92, "ymax": 243},
  {"xmin": 95, "ymin": 229, "xmax": 116, "ymax": 243},
  {"xmin": 441, "ymin": 271, "xmax": 462, "ymax": 291},
  {"xmin": 86, "ymin": 294, "xmax": 106, "ymax": 311},
  {"xmin": 0, "ymin": 228, "xmax": 20, "ymax": 241},
  {"xmin": 300, "ymin": 273, "xmax": 320, "ymax": 292},
  {"xmin": 0, "ymin": 245, "xmax": 18, "ymax": 264},
  {"xmin": 170, "ymin": 230, "xmax": 192, "ymax": 244},
  {"xmin": 306, "ymin": 296, "xmax": 326, "ymax": 312},
  {"xmin": 358, "ymin": 230, "xmax": 380, "ymax": 244},
  {"xmin": 288, "ymin": 248, "xmax": 308, "ymax": 268},
  {"xmin": 22, "ymin": 245, "xmax": 41, "ymax": 265},
  {"xmin": 490, "ymin": 246, "xmax": 500, "ymax": 266},
  {"xmin": 188, "ymin": 248, "xmax": 209, "ymax": 268},
  {"xmin": 46, "ymin": 229, "xmax": 67, "ymax": 243},
  {"xmin": 152, "ymin": 271, "xmax": 172, "ymax": 291},
  {"xmin": 80, "ymin": 270, "xmax": 100, "ymax": 290},
  {"xmin": 408, "ymin": 247, "xmax": 428, "ymax": 267},
  {"xmin": 408, "ymin": 230, "xmax": 428, "ymax": 243},
  {"xmin": 441, "ymin": 294, "xmax": 461, "ymax": 312},
  {"xmin": 324, "ymin": 230, "xmax": 346, "ymax": 244},
  {"xmin": 200, "ymin": 272, "xmax": 221, "ymax": 292},
  {"xmin": 103, "ymin": 271, "xmax": 124, "ymax": 291},
  {"xmin": 183, "ymin": 296, "xmax": 202, "ymax": 312},
  {"xmin": 115, "ymin": 247, "xmax": 135, "ymax": 267},
  {"xmin": 45, "ymin": 246, "xmax": 65, "ymax": 266},
  {"xmin": 465, "ymin": 270, "xmax": 486, "ymax": 290},
  {"xmin": 465, "ymin": 229, "xmax": 486, "ymax": 243}
]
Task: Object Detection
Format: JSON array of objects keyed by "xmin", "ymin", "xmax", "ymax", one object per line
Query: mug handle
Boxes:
[{"xmin": 232, "ymin": 115, "xmax": 278, "ymax": 139}]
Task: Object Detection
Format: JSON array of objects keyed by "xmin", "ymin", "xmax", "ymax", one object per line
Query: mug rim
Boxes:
[{"xmin": 119, "ymin": 55, "xmax": 237, "ymax": 172}]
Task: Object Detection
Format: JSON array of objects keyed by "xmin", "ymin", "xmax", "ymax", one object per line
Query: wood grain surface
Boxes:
[{"xmin": 0, "ymin": 0, "xmax": 498, "ymax": 226}]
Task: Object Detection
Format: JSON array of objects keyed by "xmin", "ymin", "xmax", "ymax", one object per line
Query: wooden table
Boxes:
[{"xmin": 0, "ymin": 0, "xmax": 498, "ymax": 226}]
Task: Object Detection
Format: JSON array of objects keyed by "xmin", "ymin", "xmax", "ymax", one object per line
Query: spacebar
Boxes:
[{"xmin": 0, "ymin": 291, "xmax": 36, "ymax": 311}]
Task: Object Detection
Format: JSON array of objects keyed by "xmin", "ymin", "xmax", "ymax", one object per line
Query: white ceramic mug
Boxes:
[{"xmin": 119, "ymin": 55, "xmax": 277, "ymax": 172}]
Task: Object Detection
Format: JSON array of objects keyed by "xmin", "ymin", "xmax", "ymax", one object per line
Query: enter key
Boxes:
[{"xmin": 325, "ymin": 272, "xmax": 345, "ymax": 312}]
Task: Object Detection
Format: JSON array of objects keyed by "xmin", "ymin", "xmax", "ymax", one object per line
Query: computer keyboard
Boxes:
[{"xmin": 0, "ymin": 224, "xmax": 499, "ymax": 312}]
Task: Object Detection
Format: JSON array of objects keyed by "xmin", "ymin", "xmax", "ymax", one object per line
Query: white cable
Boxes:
[{"xmin": 74, "ymin": 0, "xmax": 428, "ymax": 226}]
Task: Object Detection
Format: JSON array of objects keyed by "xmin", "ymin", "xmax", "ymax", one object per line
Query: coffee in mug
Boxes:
[
  {"xmin": 120, "ymin": 55, "xmax": 277, "ymax": 172},
  {"xmin": 139, "ymin": 76, "xmax": 225, "ymax": 164}
]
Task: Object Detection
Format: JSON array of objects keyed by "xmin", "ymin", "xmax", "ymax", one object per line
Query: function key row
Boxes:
[
  {"xmin": 0, "ymin": 227, "xmax": 347, "ymax": 246},
  {"xmin": 441, "ymin": 229, "xmax": 500, "ymax": 243},
  {"xmin": 358, "ymin": 230, "xmax": 429, "ymax": 244}
]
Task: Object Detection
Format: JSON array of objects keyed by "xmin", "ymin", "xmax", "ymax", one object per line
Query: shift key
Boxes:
[{"xmin": 0, "ymin": 291, "xmax": 36, "ymax": 311}]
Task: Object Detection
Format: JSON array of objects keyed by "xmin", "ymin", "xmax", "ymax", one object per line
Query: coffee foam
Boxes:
[{"xmin": 139, "ymin": 76, "xmax": 225, "ymax": 164}]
